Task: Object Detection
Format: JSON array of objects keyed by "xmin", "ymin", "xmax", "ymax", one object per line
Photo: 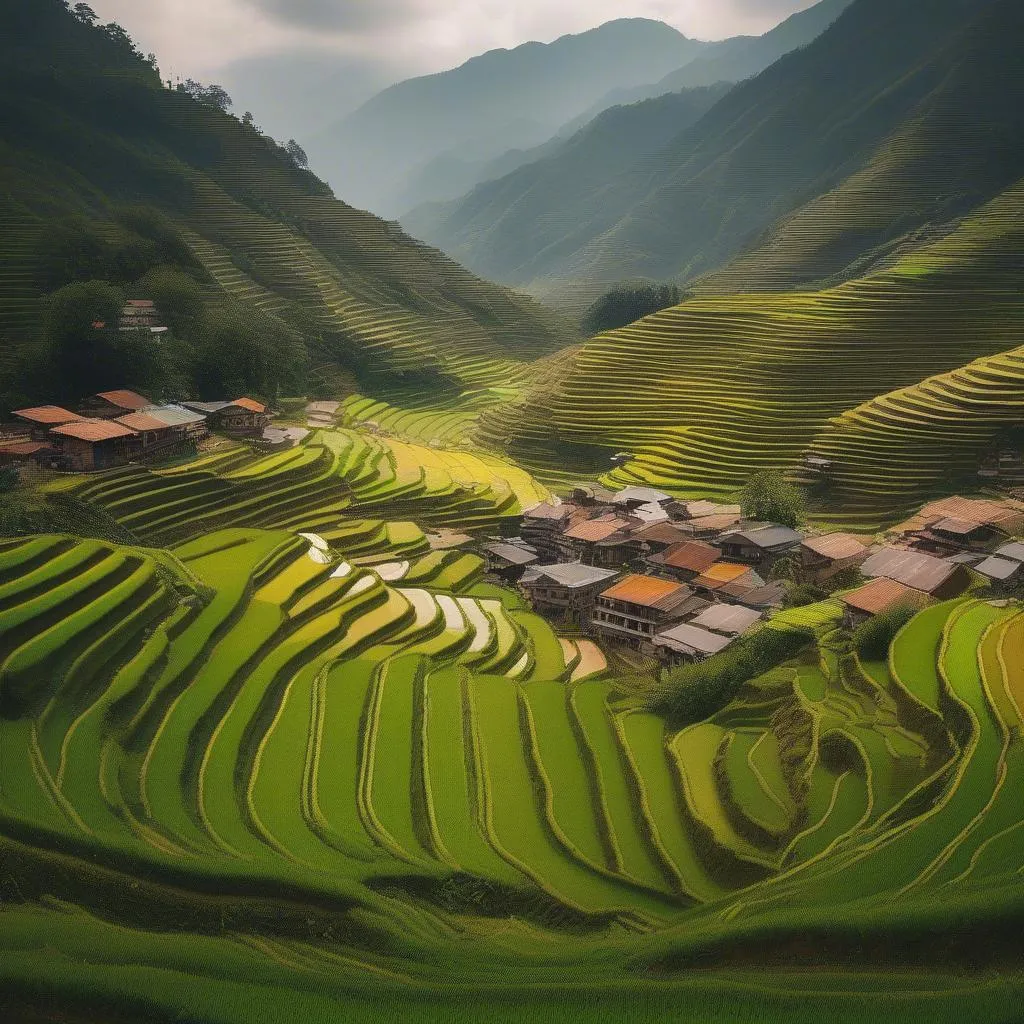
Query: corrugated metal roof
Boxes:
[
  {"xmin": 115, "ymin": 413, "xmax": 171, "ymax": 432},
  {"xmin": 654, "ymin": 622, "xmax": 733, "ymax": 657},
  {"xmin": 600, "ymin": 574, "xmax": 690, "ymax": 609},
  {"xmin": 686, "ymin": 512, "xmax": 742, "ymax": 532},
  {"xmin": 233, "ymin": 397, "xmax": 267, "ymax": 414},
  {"xmin": 524, "ymin": 502, "xmax": 572, "ymax": 521},
  {"xmin": 51, "ymin": 420, "xmax": 136, "ymax": 442},
  {"xmin": 995, "ymin": 542, "xmax": 1024, "ymax": 563},
  {"xmin": 694, "ymin": 562, "xmax": 755, "ymax": 588},
  {"xmin": 801, "ymin": 533, "xmax": 868, "ymax": 560},
  {"xmin": 732, "ymin": 525, "xmax": 804, "ymax": 549},
  {"xmin": 145, "ymin": 404, "xmax": 208, "ymax": 427},
  {"xmin": 95, "ymin": 389, "xmax": 152, "ymax": 411},
  {"xmin": 841, "ymin": 578, "xmax": 929, "ymax": 615},
  {"xmin": 182, "ymin": 400, "xmax": 231, "ymax": 414},
  {"xmin": 861, "ymin": 547, "xmax": 958, "ymax": 594},
  {"xmin": 975, "ymin": 556, "xmax": 1024, "ymax": 581},
  {"xmin": 564, "ymin": 517, "xmax": 630, "ymax": 543},
  {"xmin": 613, "ymin": 487, "xmax": 671, "ymax": 505},
  {"xmin": 484, "ymin": 543, "xmax": 539, "ymax": 566},
  {"xmin": 690, "ymin": 605, "xmax": 762, "ymax": 636},
  {"xmin": 734, "ymin": 581, "xmax": 788, "ymax": 609},
  {"xmin": 0, "ymin": 441, "xmax": 53, "ymax": 456},
  {"xmin": 932, "ymin": 517, "xmax": 986, "ymax": 536},
  {"xmin": 685, "ymin": 501, "xmax": 741, "ymax": 519},
  {"xmin": 526, "ymin": 563, "xmax": 620, "ymax": 589},
  {"xmin": 13, "ymin": 405, "xmax": 83, "ymax": 425}
]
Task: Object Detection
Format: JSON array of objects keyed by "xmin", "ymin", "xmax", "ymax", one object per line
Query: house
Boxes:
[
  {"xmin": 593, "ymin": 574, "xmax": 704, "ymax": 649},
  {"xmin": 676, "ymin": 500, "xmax": 742, "ymax": 522},
  {"xmin": 569, "ymin": 484, "xmax": 617, "ymax": 507},
  {"xmin": 973, "ymin": 555, "xmax": 1024, "ymax": 588},
  {"xmin": 12, "ymin": 406, "xmax": 85, "ymax": 441},
  {"xmin": 49, "ymin": 419, "xmax": 137, "ymax": 471},
  {"xmin": 860, "ymin": 546, "xmax": 972, "ymax": 599},
  {"xmin": 717, "ymin": 525, "xmax": 804, "ymax": 570},
  {"xmin": 115, "ymin": 412, "xmax": 177, "ymax": 459},
  {"xmin": 840, "ymin": 577, "xmax": 930, "ymax": 628},
  {"xmin": 732, "ymin": 580, "xmax": 789, "ymax": 611},
  {"xmin": 906, "ymin": 517, "xmax": 1004, "ymax": 557},
  {"xmin": 0, "ymin": 440, "xmax": 56, "ymax": 468},
  {"xmin": 144, "ymin": 404, "xmax": 209, "ymax": 441},
  {"xmin": 521, "ymin": 502, "xmax": 575, "ymax": 560},
  {"xmin": 612, "ymin": 486, "xmax": 672, "ymax": 510},
  {"xmin": 559, "ymin": 515, "xmax": 635, "ymax": 567},
  {"xmin": 519, "ymin": 563, "xmax": 621, "ymax": 626},
  {"xmin": 692, "ymin": 561, "xmax": 765, "ymax": 599},
  {"xmin": 689, "ymin": 604, "xmax": 762, "ymax": 637},
  {"xmin": 119, "ymin": 299, "xmax": 166, "ymax": 333},
  {"xmin": 651, "ymin": 622, "xmax": 733, "ymax": 667},
  {"xmin": 893, "ymin": 496, "xmax": 1024, "ymax": 541},
  {"xmin": 646, "ymin": 540, "xmax": 721, "ymax": 583},
  {"xmin": 79, "ymin": 389, "xmax": 153, "ymax": 420},
  {"xmin": 182, "ymin": 398, "xmax": 271, "ymax": 436},
  {"xmin": 482, "ymin": 541, "xmax": 539, "ymax": 581},
  {"xmin": 634, "ymin": 523, "xmax": 698, "ymax": 558},
  {"xmin": 800, "ymin": 533, "xmax": 869, "ymax": 583},
  {"xmin": 678, "ymin": 511, "xmax": 744, "ymax": 540}
]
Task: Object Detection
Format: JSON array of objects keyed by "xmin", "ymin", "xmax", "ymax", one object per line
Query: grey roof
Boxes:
[
  {"xmin": 613, "ymin": 486, "xmax": 672, "ymax": 506},
  {"xmin": 654, "ymin": 622, "xmax": 733, "ymax": 657},
  {"xmin": 861, "ymin": 546, "xmax": 958, "ymax": 594},
  {"xmin": 182, "ymin": 400, "xmax": 231, "ymax": 414},
  {"xmin": 946, "ymin": 551, "xmax": 987, "ymax": 565},
  {"xmin": 690, "ymin": 604, "xmax": 762, "ymax": 636},
  {"xmin": 974, "ymin": 556, "xmax": 1024, "ymax": 582},
  {"xmin": 145, "ymin": 404, "xmax": 207, "ymax": 427},
  {"xmin": 995, "ymin": 542, "xmax": 1024, "ymax": 563},
  {"xmin": 525, "ymin": 563, "xmax": 621, "ymax": 589},
  {"xmin": 734, "ymin": 581, "xmax": 789, "ymax": 609},
  {"xmin": 484, "ymin": 542, "xmax": 539, "ymax": 566},
  {"xmin": 731, "ymin": 525, "xmax": 805, "ymax": 549}
]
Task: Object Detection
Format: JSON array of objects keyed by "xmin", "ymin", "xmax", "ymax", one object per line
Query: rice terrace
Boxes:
[{"xmin": 2, "ymin": 0, "xmax": 1024, "ymax": 1021}]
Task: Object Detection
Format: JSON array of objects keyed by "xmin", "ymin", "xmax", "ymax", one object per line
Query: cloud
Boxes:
[{"xmin": 244, "ymin": 0, "xmax": 434, "ymax": 32}]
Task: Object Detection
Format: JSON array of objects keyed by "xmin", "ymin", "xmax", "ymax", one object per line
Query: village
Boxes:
[{"xmin": 476, "ymin": 487, "xmax": 1024, "ymax": 669}]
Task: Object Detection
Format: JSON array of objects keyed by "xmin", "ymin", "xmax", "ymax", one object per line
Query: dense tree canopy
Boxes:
[
  {"xmin": 739, "ymin": 470, "xmax": 806, "ymax": 529},
  {"xmin": 582, "ymin": 283, "xmax": 686, "ymax": 335}
]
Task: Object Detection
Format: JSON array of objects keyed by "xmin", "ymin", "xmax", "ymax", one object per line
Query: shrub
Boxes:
[
  {"xmin": 739, "ymin": 470, "xmax": 806, "ymax": 529},
  {"xmin": 854, "ymin": 602, "xmax": 920, "ymax": 661},
  {"xmin": 582, "ymin": 283, "xmax": 687, "ymax": 336},
  {"xmin": 648, "ymin": 625, "xmax": 814, "ymax": 727}
]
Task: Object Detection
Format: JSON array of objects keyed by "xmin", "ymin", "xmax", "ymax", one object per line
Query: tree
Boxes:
[
  {"xmin": 739, "ymin": 470, "xmax": 806, "ymax": 529},
  {"xmin": 72, "ymin": 3, "xmax": 98, "ymax": 24},
  {"xmin": 284, "ymin": 139, "xmax": 309, "ymax": 169},
  {"xmin": 44, "ymin": 280, "xmax": 125, "ymax": 398},
  {"xmin": 582, "ymin": 283, "xmax": 686, "ymax": 336},
  {"xmin": 176, "ymin": 79, "xmax": 232, "ymax": 112}
]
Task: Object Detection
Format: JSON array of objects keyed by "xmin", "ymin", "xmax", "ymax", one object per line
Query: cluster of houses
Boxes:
[
  {"xmin": 480, "ymin": 487, "xmax": 1024, "ymax": 668},
  {"xmin": 0, "ymin": 389, "xmax": 271, "ymax": 472}
]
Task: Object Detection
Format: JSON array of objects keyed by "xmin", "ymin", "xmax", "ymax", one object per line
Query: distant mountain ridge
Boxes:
[
  {"xmin": 308, "ymin": 19, "xmax": 714, "ymax": 216},
  {"xmin": 405, "ymin": 0, "xmax": 1023, "ymax": 305}
]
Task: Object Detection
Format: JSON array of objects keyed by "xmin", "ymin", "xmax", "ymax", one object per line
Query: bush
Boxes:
[
  {"xmin": 648, "ymin": 625, "xmax": 814, "ymax": 727},
  {"xmin": 854, "ymin": 602, "xmax": 920, "ymax": 661}
]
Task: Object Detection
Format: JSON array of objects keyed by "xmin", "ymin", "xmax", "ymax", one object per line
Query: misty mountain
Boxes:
[
  {"xmin": 404, "ymin": 0, "xmax": 1024, "ymax": 303},
  {"xmin": 307, "ymin": 19, "xmax": 713, "ymax": 217}
]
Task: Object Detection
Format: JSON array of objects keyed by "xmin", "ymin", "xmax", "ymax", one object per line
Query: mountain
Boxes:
[
  {"xmin": 308, "ymin": 19, "xmax": 713, "ymax": 217},
  {"xmin": 406, "ymin": 0, "xmax": 1023, "ymax": 303},
  {"xmin": 0, "ymin": 0, "xmax": 574, "ymax": 414},
  {"xmin": 563, "ymin": 0, "xmax": 854, "ymax": 130}
]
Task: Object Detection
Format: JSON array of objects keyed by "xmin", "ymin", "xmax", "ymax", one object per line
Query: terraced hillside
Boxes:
[
  {"xmin": 0, "ymin": 0, "xmax": 573, "ymax": 409},
  {"xmin": 2, "ymin": 522, "xmax": 1024, "ymax": 1020},
  {"xmin": 481, "ymin": 180, "xmax": 1024, "ymax": 524},
  {"xmin": 44, "ymin": 430, "xmax": 549, "ymax": 547}
]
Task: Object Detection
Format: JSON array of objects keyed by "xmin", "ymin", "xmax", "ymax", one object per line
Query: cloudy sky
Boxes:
[{"xmin": 91, "ymin": 0, "xmax": 818, "ymax": 81}]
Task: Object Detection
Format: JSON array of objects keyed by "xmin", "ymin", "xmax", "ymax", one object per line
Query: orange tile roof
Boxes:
[
  {"xmin": 801, "ymin": 533, "xmax": 868, "ymax": 561},
  {"xmin": 13, "ymin": 405, "xmax": 84, "ymax": 425},
  {"xmin": 694, "ymin": 562, "xmax": 755, "ymax": 590},
  {"xmin": 564, "ymin": 517, "xmax": 630, "ymax": 543},
  {"xmin": 841, "ymin": 577, "xmax": 930, "ymax": 616},
  {"xmin": 659, "ymin": 542, "xmax": 721, "ymax": 574},
  {"xmin": 233, "ymin": 397, "xmax": 267, "ymax": 413},
  {"xmin": 0, "ymin": 441, "xmax": 52, "ymax": 456},
  {"xmin": 51, "ymin": 420, "xmax": 137, "ymax": 442},
  {"xmin": 600, "ymin": 574, "xmax": 689, "ymax": 609},
  {"xmin": 95, "ymin": 389, "xmax": 152, "ymax": 411},
  {"xmin": 115, "ymin": 413, "xmax": 171, "ymax": 432}
]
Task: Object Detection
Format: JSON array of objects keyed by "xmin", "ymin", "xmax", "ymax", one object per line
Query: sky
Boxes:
[{"xmin": 90, "ymin": 0, "xmax": 819, "ymax": 82}]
